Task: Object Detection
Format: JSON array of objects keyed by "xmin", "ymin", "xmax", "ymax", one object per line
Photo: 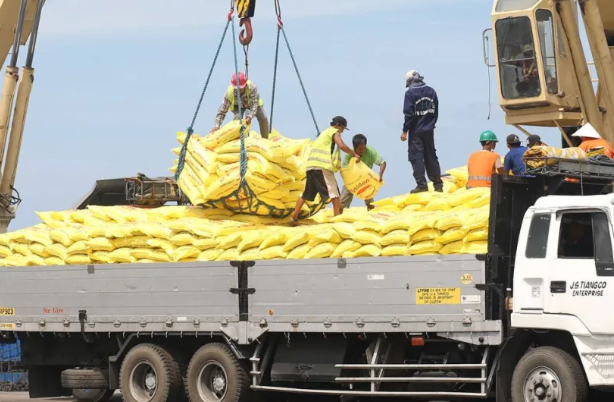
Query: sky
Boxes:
[{"xmin": 5, "ymin": 0, "xmax": 589, "ymax": 229}]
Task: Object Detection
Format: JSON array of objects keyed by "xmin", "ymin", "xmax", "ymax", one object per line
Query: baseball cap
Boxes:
[
  {"xmin": 331, "ymin": 116, "xmax": 349, "ymax": 130},
  {"xmin": 527, "ymin": 134, "xmax": 542, "ymax": 146},
  {"xmin": 506, "ymin": 134, "xmax": 521, "ymax": 145}
]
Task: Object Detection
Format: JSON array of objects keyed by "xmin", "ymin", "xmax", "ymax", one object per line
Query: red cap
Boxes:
[{"xmin": 231, "ymin": 72, "xmax": 247, "ymax": 89}]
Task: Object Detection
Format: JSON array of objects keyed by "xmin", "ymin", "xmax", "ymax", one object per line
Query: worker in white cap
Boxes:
[{"xmin": 572, "ymin": 123, "xmax": 614, "ymax": 159}]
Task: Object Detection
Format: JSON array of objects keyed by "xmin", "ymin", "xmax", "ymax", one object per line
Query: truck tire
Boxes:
[
  {"xmin": 72, "ymin": 389, "xmax": 116, "ymax": 402},
  {"xmin": 186, "ymin": 343, "xmax": 250, "ymax": 402},
  {"xmin": 511, "ymin": 346, "xmax": 588, "ymax": 402},
  {"xmin": 120, "ymin": 343, "xmax": 185, "ymax": 402},
  {"xmin": 61, "ymin": 368, "xmax": 109, "ymax": 389}
]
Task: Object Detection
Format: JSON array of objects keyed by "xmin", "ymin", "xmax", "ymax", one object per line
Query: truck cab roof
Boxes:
[{"xmin": 532, "ymin": 193, "xmax": 614, "ymax": 210}]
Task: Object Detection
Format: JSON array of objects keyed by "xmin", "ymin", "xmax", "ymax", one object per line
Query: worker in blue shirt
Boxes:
[{"xmin": 503, "ymin": 134, "xmax": 528, "ymax": 175}]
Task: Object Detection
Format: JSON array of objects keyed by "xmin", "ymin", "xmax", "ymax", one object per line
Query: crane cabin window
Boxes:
[
  {"xmin": 496, "ymin": 17, "xmax": 541, "ymax": 99},
  {"xmin": 536, "ymin": 10, "xmax": 558, "ymax": 94}
]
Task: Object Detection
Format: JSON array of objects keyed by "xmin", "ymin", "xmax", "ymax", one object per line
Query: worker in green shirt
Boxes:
[{"xmin": 341, "ymin": 134, "xmax": 387, "ymax": 210}]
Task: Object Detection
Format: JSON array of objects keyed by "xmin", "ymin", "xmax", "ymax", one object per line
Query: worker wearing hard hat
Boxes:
[
  {"xmin": 212, "ymin": 72, "xmax": 270, "ymax": 138},
  {"xmin": 467, "ymin": 131, "xmax": 505, "ymax": 188},
  {"xmin": 401, "ymin": 70, "xmax": 444, "ymax": 193},
  {"xmin": 572, "ymin": 123, "xmax": 614, "ymax": 159}
]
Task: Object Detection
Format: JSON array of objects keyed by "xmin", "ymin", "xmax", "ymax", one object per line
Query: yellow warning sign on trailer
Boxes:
[
  {"xmin": 0, "ymin": 323, "xmax": 15, "ymax": 330},
  {"xmin": 416, "ymin": 288, "xmax": 461, "ymax": 305},
  {"xmin": 0, "ymin": 307, "xmax": 14, "ymax": 315}
]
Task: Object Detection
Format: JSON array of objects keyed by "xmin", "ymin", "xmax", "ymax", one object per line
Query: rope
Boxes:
[
  {"xmin": 231, "ymin": 16, "xmax": 248, "ymax": 181},
  {"xmin": 175, "ymin": 18, "xmax": 231, "ymax": 180},
  {"xmin": 280, "ymin": 25, "xmax": 320, "ymax": 135},
  {"xmin": 269, "ymin": 26, "xmax": 281, "ymax": 133}
]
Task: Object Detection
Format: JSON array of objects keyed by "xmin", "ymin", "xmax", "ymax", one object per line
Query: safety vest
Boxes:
[
  {"xmin": 305, "ymin": 127, "xmax": 339, "ymax": 171},
  {"xmin": 227, "ymin": 81, "xmax": 264, "ymax": 111},
  {"xmin": 467, "ymin": 150, "xmax": 501, "ymax": 188},
  {"xmin": 579, "ymin": 138, "xmax": 614, "ymax": 159}
]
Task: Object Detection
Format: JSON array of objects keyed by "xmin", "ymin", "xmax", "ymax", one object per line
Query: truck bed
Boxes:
[{"xmin": 0, "ymin": 255, "xmax": 502, "ymax": 345}]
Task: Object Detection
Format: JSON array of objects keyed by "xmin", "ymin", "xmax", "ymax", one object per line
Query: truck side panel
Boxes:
[{"xmin": 0, "ymin": 262, "xmax": 240, "ymax": 333}]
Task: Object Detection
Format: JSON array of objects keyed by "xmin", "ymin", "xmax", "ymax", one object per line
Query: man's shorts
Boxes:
[{"xmin": 302, "ymin": 169, "xmax": 340, "ymax": 202}]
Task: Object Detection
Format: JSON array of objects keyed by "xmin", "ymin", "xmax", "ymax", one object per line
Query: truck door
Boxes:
[{"xmin": 545, "ymin": 210, "xmax": 614, "ymax": 334}]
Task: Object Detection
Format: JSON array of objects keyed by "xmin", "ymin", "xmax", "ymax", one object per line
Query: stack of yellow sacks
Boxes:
[
  {"xmin": 170, "ymin": 121, "xmax": 324, "ymax": 218},
  {"xmin": 0, "ymin": 176, "xmax": 490, "ymax": 266}
]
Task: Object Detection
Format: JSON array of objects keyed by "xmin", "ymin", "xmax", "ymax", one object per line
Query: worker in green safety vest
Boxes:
[{"xmin": 212, "ymin": 72, "xmax": 270, "ymax": 138}]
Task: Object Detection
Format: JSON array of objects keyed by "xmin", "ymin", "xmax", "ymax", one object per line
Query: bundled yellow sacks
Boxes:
[
  {"xmin": 0, "ymin": 182, "xmax": 490, "ymax": 267},
  {"xmin": 172, "ymin": 122, "xmax": 324, "ymax": 218},
  {"xmin": 523, "ymin": 146, "xmax": 587, "ymax": 169},
  {"xmin": 340, "ymin": 158, "xmax": 383, "ymax": 200}
]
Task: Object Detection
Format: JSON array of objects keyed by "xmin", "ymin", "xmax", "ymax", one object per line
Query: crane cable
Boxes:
[
  {"xmin": 269, "ymin": 0, "xmax": 320, "ymax": 136},
  {"xmin": 175, "ymin": 6, "xmax": 233, "ymax": 181}
]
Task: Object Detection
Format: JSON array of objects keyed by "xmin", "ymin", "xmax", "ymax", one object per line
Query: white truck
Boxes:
[{"xmin": 0, "ymin": 162, "xmax": 614, "ymax": 402}]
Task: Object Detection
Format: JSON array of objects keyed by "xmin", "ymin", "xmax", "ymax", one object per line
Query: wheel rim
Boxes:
[
  {"xmin": 523, "ymin": 365, "xmax": 562, "ymax": 402},
  {"xmin": 129, "ymin": 360, "xmax": 158, "ymax": 402},
  {"xmin": 197, "ymin": 360, "xmax": 228, "ymax": 402}
]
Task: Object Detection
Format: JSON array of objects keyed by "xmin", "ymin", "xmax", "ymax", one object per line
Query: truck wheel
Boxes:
[
  {"xmin": 72, "ymin": 389, "xmax": 116, "ymax": 402},
  {"xmin": 120, "ymin": 343, "xmax": 185, "ymax": 402},
  {"xmin": 61, "ymin": 368, "xmax": 109, "ymax": 389},
  {"xmin": 511, "ymin": 346, "xmax": 588, "ymax": 402},
  {"xmin": 186, "ymin": 343, "xmax": 250, "ymax": 402}
]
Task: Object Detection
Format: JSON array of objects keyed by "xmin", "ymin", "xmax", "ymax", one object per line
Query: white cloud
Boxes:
[{"xmin": 39, "ymin": 0, "xmax": 460, "ymax": 38}]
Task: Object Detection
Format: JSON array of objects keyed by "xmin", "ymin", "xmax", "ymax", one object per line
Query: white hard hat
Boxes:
[
  {"xmin": 572, "ymin": 123, "xmax": 602, "ymax": 139},
  {"xmin": 405, "ymin": 70, "xmax": 417, "ymax": 82}
]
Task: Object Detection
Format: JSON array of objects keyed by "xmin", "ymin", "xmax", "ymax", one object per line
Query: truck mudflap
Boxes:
[{"xmin": 247, "ymin": 255, "xmax": 502, "ymax": 344}]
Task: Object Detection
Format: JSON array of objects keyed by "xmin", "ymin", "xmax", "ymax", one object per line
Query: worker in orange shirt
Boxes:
[
  {"xmin": 467, "ymin": 131, "xmax": 505, "ymax": 189},
  {"xmin": 571, "ymin": 123, "xmax": 614, "ymax": 159}
]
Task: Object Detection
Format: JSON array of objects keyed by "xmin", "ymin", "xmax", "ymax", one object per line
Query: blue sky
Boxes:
[{"xmin": 7, "ymin": 0, "xmax": 583, "ymax": 229}]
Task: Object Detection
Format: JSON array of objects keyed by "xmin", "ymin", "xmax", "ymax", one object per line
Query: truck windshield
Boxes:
[{"xmin": 496, "ymin": 16, "xmax": 541, "ymax": 99}]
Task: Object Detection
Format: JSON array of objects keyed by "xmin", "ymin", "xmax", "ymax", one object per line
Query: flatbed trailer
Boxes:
[{"xmin": 2, "ymin": 159, "xmax": 614, "ymax": 402}]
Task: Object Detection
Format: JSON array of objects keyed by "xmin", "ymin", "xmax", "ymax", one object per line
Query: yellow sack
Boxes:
[
  {"xmin": 194, "ymin": 238, "xmax": 219, "ymax": 251},
  {"xmin": 237, "ymin": 232, "xmax": 265, "ymax": 253},
  {"xmin": 434, "ymin": 210, "xmax": 469, "ymax": 231},
  {"xmin": 136, "ymin": 259, "xmax": 155, "ymax": 264},
  {"xmin": 25, "ymin": 255, "xmax": 45, "ymax": 266},
  {"xmin": 91, "ymin": 251, "xmax": 113, "ymax": 264},
  {"xmin": 407, "ymin": 240, "xmax": 442, "ymax": 255},
  {"xmin": 446, "ymin": 165, "xmax": 468, "ymax": 183},
  {"xmin": 381, "ymin": 212, "xmax": 415, "ymax": 234},
  {"xmin": 308, "ymin": 228, "xmax": 342, "ymax": 247},
  {"xmin": 283, "ymin": 232, "xmax": 311, "ymax": 252},
  {"xmin": 218, "ymin": 232, "xmax": 243, "ymax": 250},
  {"xmin": 131, "ymin": 248, "xmax": 155, "ymax": 260},
  {"xmin": 350, "ymin": 244, "xmax": 381, "ymax": 258},
  {"xmin": 88, "ymin": 237, "xmax": 115, "ymax": 252},
  {"xmin": 24, "ymin": 227, "xmax": 53, "ymax": 247},
  {"xmin": 178, "ymin": 169, "xmax": 205, "ymax": 205},
  {"xmin": 172, "ymin": 246, "xmax": 201, "ymax": 262},
  {"xmin": 66, "ymin": 254, "xmax": 91, "ymax": 265},
  {"xmin": 407, "ymin": 212, "xmax": 439, "ymax": 236},
  {"xmin": 147, "ymin": 238, "xmax": 176, "ymax": 252},
  {"xmin": 381, "ymin": 230, "xmax": 410, "ymax": 246},
  {"xmin": 448, "ymin": 187, "xmax": 489, "ymax": 207},
  {"xmin": 268, "ymin": 130, "xmax": 310, "ymax": 156},
  {"xmin": 45, "ymin": 244, "xmax": 68, "ymax": 260},
  {"xmin": 203, "ymin": 170, "xmax": 242, "ymax": 201},
  {"xmin": 218, "ymin": 248, "xmax": 239, "ymax": 261},
  {"xmin": 439, "ymin": 240, "xmax": 465, "ymax": 255},
  {"xmin": 0, "ymin": 234, "xmax": 9, "ymax": 247},
  {"xmin": 403, "ymin": 204, "xmax": 424, "ymax": 212},
  {"xmin": 340, "ymin": 158, "xmax": 383, "ymax": 200},
  {"xmin": 198, "ymin": 249, "xmax": 222, "ymax": 261},
  {"xmin": 171, "ymin": 232, "xmax": 197, "ymax": 246},
  {"xmin": 423, "ymin": 194, "xmax": 452, "ymax": 212},
  {"xmin": 187, "ymin": 137, "xmax": 217, "ymax": 172},
  {"xmin": 177, "ymin": 131, "xmax": 187, "ymax": 144},
  {"xmin": 259, "ymin": 232, "xmax": 290, "ymax": 250},
  {"xmin": 466, "ymin": 193, "xmax": 490, "ymax": 209},
  {"xmin": 466, "ymin": 227, "xmax": 489, "ymax": 242},
  {"xmin": 287, "ymin": 244, "xmax": 311, "ymax": 259},
  {"xmin": 0, "ymin": 245, "xmax": 11, "ymax": 258},
  {"xmin": 150, "ymin": 250, "xmax": 172, "ymax": 262},
  {"xmin": 260, "ymin": 246, "xmax": 288, "ymax": 260},
  {"xmin": 332, "ymin": 222, "xmax": 356, "ymax": 239},
  {"xmin": 239, "ymin": 248, "xmax": 262, "ymax": 261},
  {"xmin": 354, "ymin": 212, "xmax": 393, "ymax": 232},
  {"xmin": 67, "ymin": 241, "xmax": 89, "ymax": 255},
  {"xmin": 112, "ymin": 236, "xmax": 150, "ymax": 249},
  {"xmin": 110, "ymin": 248, "xmax": 136, "ymax": 264},
  {"xmin": 372, "ymin": 197, "xmax": 398, "ymax": 209},
  {"xmin": 382, "ymin": 244, "xmax": 407, "ymax": 257},
  {"xmin": 412, "ymin": 229, "xmax": 441, "ymax": 243},
  {"xmin": 30, "ymin": 243, "xmax": 49, "ymax": 257},
  {"xmin": 4, "ymin": 254, "xmax": 26, "ymax": 267},
  {"xmin": 331, "ymin": 240, "xmax": 362, "ymax": 258},
  {"xmin": 428, "ymin": 176, "xmax": 460, "ymax": 193},
  {"xmin": 352, "ymin": 230, "xmax": 382, "ymax": 246},
  {"xmin": 172, "ymin": 146, "xmax": 181, "ymax": 156},
  {"xmin": 248, "ymin": 152, "xmax": 289, "ymax": 181},
  {"xmin": 201, "ymin": 121, "xmax": 247, "ymax": 150},
  {"xmin": 465, "ymin": 240, "xmax": 488, "ymax": 254},
  {"xmin": 399, "ymin": 192, "xmax": 441, "ymax": 208},
  {"xmin": 331, "ymin": 207, "xmax": 368, "ymax": 223},
  {"xmin": 245, "ymin": 170, "xmax": 279, "ymax": 194},
  {"xmin": 45, "ymin": 256, "xmax": 66, "ymax": 266},
  {"xmin": 36, "ymin": 211, "xmax": 65, "ymax": 229},
  {"xmin": 463, "ymin": 206, "xmax": 490, "ymax": 231},
  {"xmin": 305, "ymin": 243, "xmax": 337, "ymax": 259},
  {"xmin": 436, "ymin": 228, "xmax": 468, "ymax": 245},
  {"xmin": 11, "ymin": 243, "xmax": 31, "ymax": 257},
  {"xmin": 523, "ymin": 146, "xmax": 586, "ymax": 169}
]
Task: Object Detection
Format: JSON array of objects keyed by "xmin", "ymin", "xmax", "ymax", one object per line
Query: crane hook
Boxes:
[{"xmin": 239, "ymin": 17, "xmax": 253, "ymax": 46}]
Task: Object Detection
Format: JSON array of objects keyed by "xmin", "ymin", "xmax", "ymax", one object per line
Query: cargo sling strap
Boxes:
[{"xmin": 174, "ymin": 2, "xmax": 325, "ymax": 219}]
